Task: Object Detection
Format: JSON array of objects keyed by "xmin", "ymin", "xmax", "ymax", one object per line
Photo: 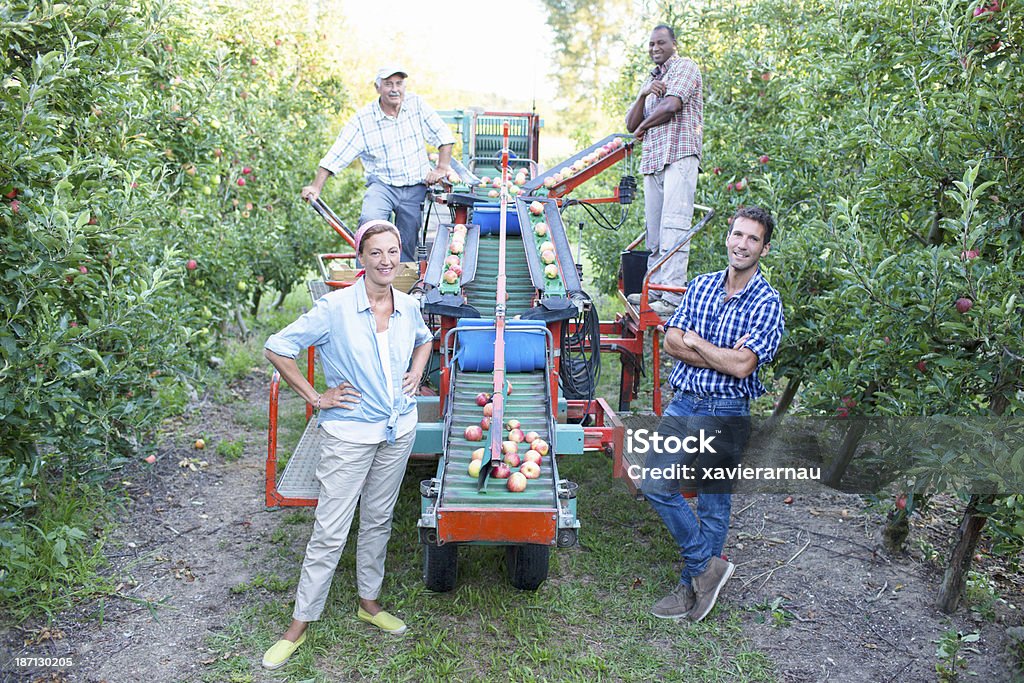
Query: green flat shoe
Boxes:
[
  {"xmin": 357, "ymin": 607, "xmax": 408, "ymax": 634},
  {"xmin": 261, "ymin": 630, "xmax": 306, "ymax": 670}
]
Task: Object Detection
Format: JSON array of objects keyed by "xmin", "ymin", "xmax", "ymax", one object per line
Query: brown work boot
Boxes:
[
  {"xmin": 651, "ymin": 581, "xmax": 695, "ymax": 619},
  {"xmin": 688, "ymin": 556, "xmax": 735, "ymax": 622}
]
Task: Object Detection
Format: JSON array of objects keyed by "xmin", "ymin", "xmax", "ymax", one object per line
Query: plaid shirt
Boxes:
[
  {"xmin": 665, "ymin": 268, "xmax": 784, "ymax": 399},
  {"xmin": 319, "ymin": 94, "xmax": 455, "ymax": 187},
  {"xmin": 638, "ymin": 55, "xmax": 703, "ymax": 175}
]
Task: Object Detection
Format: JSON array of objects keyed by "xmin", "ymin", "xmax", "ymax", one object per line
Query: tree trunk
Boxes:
[
  {"xmin": 823, "ymin": 419, "xmax": 867, "ymax": 488},
  {"xmin": 763, "ymin": 374, "xmax": 801, "ymax": 433},
  {"xmin": 935, "ymin": 365, "xmax": 1018, "ymax": 612},
  {"xmin": 937, "ymin": 494, "xmax": 996, "ymax": 613},
  {"xmin": 823, "ymin": 382, "xmax": 878, "ymax": 487}
]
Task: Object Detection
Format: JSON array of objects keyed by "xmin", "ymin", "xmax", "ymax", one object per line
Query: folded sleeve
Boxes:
[
  {"xmin": 421, "ymin": 101, "xmax": 455, "ymax": 148},
  {"xmin": 740, "ymin": 295, "xmax": 785, "ymax": 366},
  {"xmin": 664, "ymin": 58, "xmax": 700, "ymax": 104},
  {"xmin": 413, "ymin": 308, "xmax": 432, "ymax": 347},
  {"xmin": 264, "ymin": 297, "xmax": 333, "ymax": 359},
  {"xmin": 319, "ymin": 117, "xmax": 363, "ymax": 175}
]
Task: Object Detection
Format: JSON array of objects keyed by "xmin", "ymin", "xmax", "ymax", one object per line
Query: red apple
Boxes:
[
  {"xmin": 471, "ymin": 447, "xmax": 485, "ymax": 461},
  {"xmin": 726, "ymin": 183, "xmax": 735, "ymax": 192},
  {"xmin": 955, "ymin": 297, "xmax": 973, "ymax": 313},
  {"xmin": 483, "ymin": 402, "xmax": 494, "ymax": 418},
  {"xmin": 505, "ymin": 419, "xmax": 521, "ymax": 431},
  {"xmin": 712, "ymin": 167, "xmax": 722, "ymax": 175},
  {"xmin": 531, "ymin": 438, "xmax": 549, "ymax": 456},
  {"xmin": 543, "ymin": 176, "xmax": 556, "ymax": 189},
  {"xmin": 519, "ymin": 461, "xmax": 541, "ymax": 479},
  {"xmin": 501, "ymin": 440, "xmax": 519, "ymax": 456},
  {"xmin": 514, "ymin": 174, "xmax": 527, "ymax": 186},
  {"xmin": 507, "ymin": 471, "xmax": 528, "ymax": 491},
  {"xmin": 488, "ymin": 189, "xmax": 499, "ymax": 198},
  {"xmin": 916, "ymin": 360, "xmax": 928, "ymax": 373},
  {"xmin": 449, "ymin": 241, "xmax": 464, "ymax": 255},
  {"xmin": 442, "ymin": 269, "xmax": 459, "ymax": 284},
  {"xmin": 524, "ymin": 431, "xmax": 539, "ymax": 444},
  {"xmin": 534, "ymin": 223, "xmax": 549, "ymax": 237},
  {"xmin": 250, "ymin": 57, "xmax": 259, "ymax": 65},
  {"xmin": 480, "ymin": 416, "xmax": 491, "ymax": 431},
  {"xmin": 522, "ymin": 449, "xmax": 542, "ymax": 466},
  {"xmin": 506, "ymin": 380, "xmax": 513, "ymax": 395},
  {"xmin": 10, "ymin": 199, "xmax": 19, "ymax": 214},
  {"xmin": 465, "ymin": 425, "xmax": 484, "ymax": 441},
  {"xmin": 836, "ymin": 406, "xmax": 849, "ymax": 419},
  {"xmin": 4, "ymin": 188, "xmax": 17, "ymax": 199},
  {"xmin": 236, "ymin": 177, "xmax": 246, "ymax": 186},
  {"xmin": 529, "ymin": 201, "xmax": 544, "ymax": 216},
  {"xmin": 242, "ymin": 166, "xmax": 252, "ymax": 175},
  {"xmin": 758, "ymin": 155, "xmax": 770, "ymax": 164},
  {"xmin": 544, "ymin": 264, "xmax": 559, "ymax": 279},
  {"xmin": 508, "ymin": 428, "xmax": 525, "ymax": 443},
  {"xmin": 475, "ymin": 392, "xmax": 491, "ymax": 407},
  {"xmin": 186, "ymin": 259, "xmax": 198, "ymax": 270},
  {"xmin": 468, "ymin": 459, "xmax": 483, "ymax": 477},
  {"xmin": 479, "ymin": 176, "xmax": 490, "ymax": 186},
  {"xmin": 895, "ymin": 494, "xmax": 907, "ymax": 510},
  {"xmin": 445, "ymin": 255, "xmax": 461, "ymax": 267},
  {"xmin": 504, "ymin": 451, "xmax": 521, "ymax": 468},
  {"xmin": 960, "ymin": 249, "xmax": 979, "ymax": 261},
  {"xmin": 540, "ymin": 249, "xmax": 556, "ymax": 264},
  {"xmin": 143, "ymin": 454, "xmax": 157, "ymax": 464},
  {"xmin": 493, "ymin": 462, "xmax": 512, "ymax": 479}
]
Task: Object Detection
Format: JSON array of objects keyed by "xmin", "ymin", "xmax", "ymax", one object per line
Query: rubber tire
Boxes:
[
  {"xmin": 505, "ymin": 544, "xmax": 550, "ymax": 590},
  {"xmin": 422, "ymin": 542, "xmax": 458, "ymax": 592}
]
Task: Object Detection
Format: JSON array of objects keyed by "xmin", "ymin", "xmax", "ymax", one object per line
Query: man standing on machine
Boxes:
[
  {"xmin": 625, "ymin": 24, "xmax": 703, "ymax": 317},
  {"xmin": 301, "ymin": 65, "xmax": 455, "ymax": 262}
]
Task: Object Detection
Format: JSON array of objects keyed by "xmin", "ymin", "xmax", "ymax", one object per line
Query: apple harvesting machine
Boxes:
[{"xmin": 265, "ymin": 108, "xmax": 713, "ymax": 590}]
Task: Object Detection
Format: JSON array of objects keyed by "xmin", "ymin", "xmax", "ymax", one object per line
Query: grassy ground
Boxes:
[
  {"xmin": 200, "ymin": 273, "xmax": 777, "ymax": 681},
  {"xmin": 207, "ymin": 454, "xmax": 776, "ymax": 682}
]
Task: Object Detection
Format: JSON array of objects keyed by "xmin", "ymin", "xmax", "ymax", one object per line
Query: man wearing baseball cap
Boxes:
[{"xmin": 302, "ymin": 65, "xmax": 455, "ymax": 261}]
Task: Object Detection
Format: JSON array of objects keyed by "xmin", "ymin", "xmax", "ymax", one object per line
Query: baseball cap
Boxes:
[{"xmin": 374, "ymin": 65, "xmax": 408, "ymax": 87}]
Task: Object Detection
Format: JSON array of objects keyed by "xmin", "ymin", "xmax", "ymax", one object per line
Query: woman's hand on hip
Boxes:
[
  {"xmin": 319, "ymin": 382, "xmax": 361, "ymax": 410},
  {"xmin": 402, "ymin": 370, "xmax": 423, "ymax": 397}
]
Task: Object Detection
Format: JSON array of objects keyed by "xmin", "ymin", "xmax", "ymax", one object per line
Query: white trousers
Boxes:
[
  {"xmin": 644, "ymin": 156, "xmax": 699, "ymax": 305},
  {"xmin": 292, "ymin": 428, "xmax": 415, "ymax": 622}
]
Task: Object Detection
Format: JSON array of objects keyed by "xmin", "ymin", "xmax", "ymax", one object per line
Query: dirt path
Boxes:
[{"xmin": 2, "ymin": 373, "xmax": 1022, "ymax": 682}]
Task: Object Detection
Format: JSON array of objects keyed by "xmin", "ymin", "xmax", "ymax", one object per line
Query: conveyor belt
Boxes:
[
  {"xmin": 440, "ymin": 370, "xmax": 556, "ymax": 507},
  {"xmin": 463, "ymin": 234, "xmax": 535, "ymax": 317}
]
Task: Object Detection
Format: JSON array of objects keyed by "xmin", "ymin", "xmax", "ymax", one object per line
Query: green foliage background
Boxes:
[{"xmin": 0, "ymin": 0, "xmax": 365, "ymax": 613}]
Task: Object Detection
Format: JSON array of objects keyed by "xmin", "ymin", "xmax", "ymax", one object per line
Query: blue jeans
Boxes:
[
  {"xmin": 360, "ymin": 177, "xmax": 427, "ymax": 262},
  {"xmin": 643, "ymin": 392, "xmax": 751, "ymax": 585}
]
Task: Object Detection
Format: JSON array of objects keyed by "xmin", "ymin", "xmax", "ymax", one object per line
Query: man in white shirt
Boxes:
[{"xmin": 301, "ymin": 66, "xmax": 455, "ymax": 261}]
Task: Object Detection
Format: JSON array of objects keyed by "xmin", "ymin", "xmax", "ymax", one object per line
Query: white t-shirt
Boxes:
[{"xmin": 321, "ymin": 328, "xmax": 417, "ymax": 444}]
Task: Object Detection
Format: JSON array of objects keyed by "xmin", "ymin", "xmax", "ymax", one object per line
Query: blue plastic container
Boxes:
[
  {"xmin": 473, "ymin": 204, "xmax": 522, "ymax": 236},
  {"xmin": 455, "ymin": 319, "xmax": 546, "ymax": 372}
]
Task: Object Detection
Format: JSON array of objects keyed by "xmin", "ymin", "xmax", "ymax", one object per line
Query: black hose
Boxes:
[{"xmin": 559, "ymin": 292, "xmax": 601, "ymax": 422}]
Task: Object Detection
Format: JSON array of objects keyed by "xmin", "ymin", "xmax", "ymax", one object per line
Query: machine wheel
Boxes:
[
  {"xmin": 505, "ymin": 544, "xmax": 550, "ymax": 590},
  {"xmin": 422, "ymin": 542, "xmax": 458, "ymax": 592}
]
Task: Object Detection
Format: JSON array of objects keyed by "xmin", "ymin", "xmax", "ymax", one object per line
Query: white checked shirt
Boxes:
[{"xmin": 319, "ymin": 94, "xmax": 455, "ymax": 187}]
